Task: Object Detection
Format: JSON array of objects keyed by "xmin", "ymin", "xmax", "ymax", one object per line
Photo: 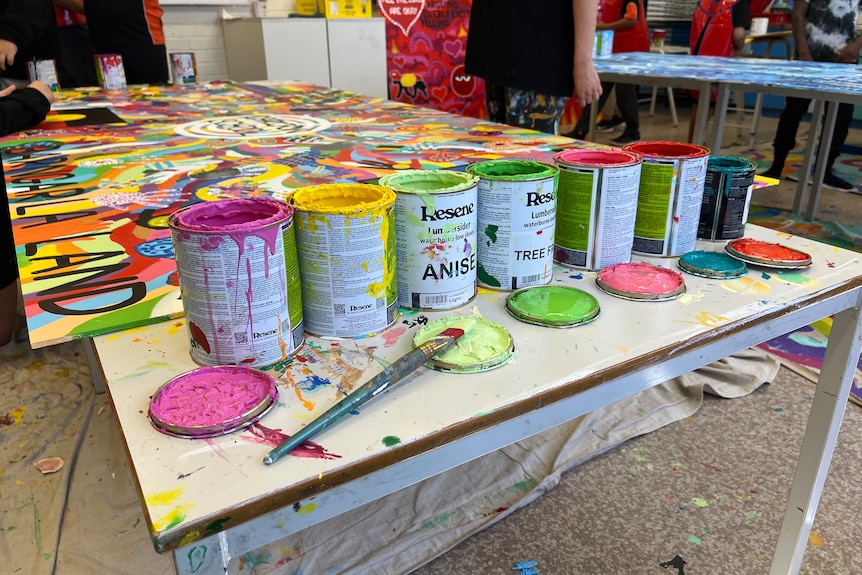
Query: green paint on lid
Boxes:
[
  {"xmin": 466, "ymin": 159, "xmax": 558, "ymax": 181},
  {"xmin": 506, "ymin": 285, "xmax": 600, "ymax": 328},
  {"xmin": 413, "ymin": 315, "xmax": 514, "ymax": 373},
  {"xmin": 378, "ymin": 169, "xmax": 478, "ymax": 193}
]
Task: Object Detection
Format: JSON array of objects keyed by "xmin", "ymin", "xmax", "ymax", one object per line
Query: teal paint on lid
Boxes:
[{"xmin": 678, "ymin": 250, "xmax": 748, "ymax": 279}]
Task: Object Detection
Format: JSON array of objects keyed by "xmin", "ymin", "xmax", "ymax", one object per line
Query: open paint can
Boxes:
[
  {"xmin": 553, "ymin": 148, "xmax": 642, "ymax": 270},
  {"xmin": 466, "ymin": 160, "xmax": 559, "ymax": 290},
  {"xmin": 505, "ymin": 285, "xmax": 600, "ymax": 328},
  {"xmin": 291, "ymin": 183, "xmax": 398, "ymax": 337},
  {"xmin": 622, "ymin": 141, "xmax": 710, "ymax": 257},
  {"xmin": 596, "ymin": 262, "xmax": 686, "ymax": 301},
  {"xmin": 379, "ymin": 170, "xmax": 478, "ymax": 310},
  {"xmin": 412, "ymin": 315, "xmax": 515, "ymax": 373},
  {"xmin": 698, "ymin": 156, "xmax": 756, "ymax": 241},
  {"xmin": 148, "ymin": 366, "xmax": 278, "ymax": 438},
  {"xmin": 169, "ymin": 197, "xmax": 304, "ymax": 367}
]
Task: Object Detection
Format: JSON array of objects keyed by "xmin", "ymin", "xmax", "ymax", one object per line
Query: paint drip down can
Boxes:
[
  {"xmin": 466, "ymin": 160, "xmax": 559, "ymax": 290},
  {"xmin": 698, "ymin": 156, "xmax": 756, "ymax": 240},
  {"xmin": 553, "ymin": 148, "xmax": 642, "ymax": 270},
  {"xmin": 169, "ymin": 197, "xmax": 305, "ymax": 367},
  {"xmin": 622, "ymin": 141, "xmax": 710, "ymax": 257},
  {"xmin": 291, "ymin": 183, "xmax": 398, "ymax": 338},
  {"xmin": 379, "ymin": 170, "xmax": 478, "ymax": 310}
]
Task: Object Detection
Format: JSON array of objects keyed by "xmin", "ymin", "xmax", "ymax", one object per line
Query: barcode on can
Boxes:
[{"xmin": 512, "ymin": 274, "xmax": 544, "ymax": 290}]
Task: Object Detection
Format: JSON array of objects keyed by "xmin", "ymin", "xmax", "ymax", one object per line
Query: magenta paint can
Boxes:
[
  {"xmin": 169, "ymin": 197, "xmax": 304, "ymax": 367},
  {"xmin": 553, "ymin": 148, "xmax": 642, "ymax": 270},
  {"xmin": 94, "ymin": 53, "xmax": 127, "ymax": 90},
  {"xmin": 622, "ymin": 141, "xmax": 711, "ymax": 257}
]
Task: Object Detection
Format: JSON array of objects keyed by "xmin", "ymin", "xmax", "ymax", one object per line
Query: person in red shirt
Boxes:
[{"xmin": 563, "ymin": 0, "xmax": 649, "ymax": 145}]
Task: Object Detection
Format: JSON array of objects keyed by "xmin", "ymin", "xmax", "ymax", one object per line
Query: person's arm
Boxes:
[
  {"xmin": 791, "ymin": 0, "xmax": 812, "ymax": 61},
  {"xmin": 597, "ymin": 0, "xmax": 638, "ymax": 31},
  {"xmin": 572, "ymin": 0, "xmax": 602, "ymax": 107},
  {"xmin": 0, "ymin": 82, "xmax": 53, "ymax": 136}
]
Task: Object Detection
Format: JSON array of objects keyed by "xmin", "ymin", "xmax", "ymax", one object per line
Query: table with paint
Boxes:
[
  {"xmin": 4, "ymin": 82, "xmax": 862, "ymax": 575},
  {"xmin": 591, "ymin": 51, "xmax": 862, "ymax": 219}
]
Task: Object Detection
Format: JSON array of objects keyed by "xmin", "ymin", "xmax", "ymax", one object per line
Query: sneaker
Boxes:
[
  {"xmin": 609, "ymin": 132, "xmax": 640, "ymax": 146},
  {"xmin": 758, "ymin": 167, "xmax": 783, "ymax": 180},
  {"xmin": 823, "ymin": 172, "xmax": 854, "ymax": 191},
  {"xmin": 595, "ymin": 116, "xmax": 625, "ymax": 133}
]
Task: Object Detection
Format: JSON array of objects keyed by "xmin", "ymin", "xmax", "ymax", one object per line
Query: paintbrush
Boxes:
[{"xmin": 263, "ymin": 326, "xmax": 465, "ymax": 465}]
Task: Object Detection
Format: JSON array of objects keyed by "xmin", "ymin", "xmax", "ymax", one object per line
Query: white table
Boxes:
[
  {"xmin": 592, "ymin": 52, "xmax": 862, "ymax": 220},
  {"xmin": 93, "ymin": 224, "xmax": 862, "ymax": 575}
]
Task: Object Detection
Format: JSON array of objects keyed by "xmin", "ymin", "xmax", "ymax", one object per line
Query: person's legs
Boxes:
[
  {"xmin": 822, "ymin": 102, "xmax": 855, "ymax": 190},
  {"xmin": 761, "ymin": 95, "xmax": 810, "ymax": 178},
  {"xmin": 609, "ymin": 83, "xmax": 640, "ymax": 144},
  {"xmin": 1, "ymin": 188, "xmax": 19, "ymax": 346},
  {"xmin": 0, "ymin": 281, "xmax": 18, "ymax": 346},
  {"xmin": 566, "ymin": 81, "xmax": 614, "ymax": 139}
]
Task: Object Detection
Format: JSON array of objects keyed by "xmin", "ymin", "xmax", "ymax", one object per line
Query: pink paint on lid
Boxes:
[
  {"xmin": 596, "ymin": 262, "xmax": 686, "ymax": 301},
  {"xmin": 554, "ymin": 148, "xmax": 641, "ymax": 167},
  {"xmin": 148, "ymin": 365, "xmax": 278, "ymax": 438}
]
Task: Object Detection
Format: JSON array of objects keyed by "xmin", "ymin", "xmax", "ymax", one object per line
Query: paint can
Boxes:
[
  {"xmin": 148, "ymin": 366, "xmax": 278, "ymax": 438},
  {"xmin": 169, "ymin": 52, "xmax": 198, "ymax": 85},
  {"xmin": 413, "ymin": 315, "xmax": 515, "ymax": 373},
  {"xmin": 26, "ymin": 59, "xmax": 59, "ymax": 90},
  {"xmin": 622, "ymin": 141, "xmax": 711, "ymax": 257},
  {"xmin": 290, "ymin": 183, "xmax": 398, "ymax": 337},
  {"xmin": 169, "ymin": 197, "xmax": 304, "ymax": 366},
  {"xmin": 552, "ymin": 148, "xmax": 642, "ymax": 270},
  {"xmin": 465, "ymin": 160, "xmax": 559, "ymax": 290},
  {"xmin": 378, "ymin": 169, "xmax": 479, "ymax": 310},
  {"xmin": 697, "ymin": 156, "xmax": 756, "ymax": 241},
  {"xmin": 94, "ymin": 53, "xmax": 127, "ymax": 89}
]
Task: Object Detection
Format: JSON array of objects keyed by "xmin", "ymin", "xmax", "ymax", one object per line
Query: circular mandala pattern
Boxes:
[{"xmin": 174, "ymin": 114, "xmax": 332, "ymax": 139}]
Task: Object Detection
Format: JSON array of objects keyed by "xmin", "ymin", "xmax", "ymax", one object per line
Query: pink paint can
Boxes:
[
  {"xmin": 169, "ymin": 197, "xmax": 304, "ymax": 367},
  {"xmin": 622, "ymin": 141, "xmax": 711, "ymax": 257},
  {"xmin": 94, "ymin": 53, "xmax": 127, "ymax": 90},
  {"xmin": 553, "ymin": 148, "xmax": 642, "ymax": 270}
]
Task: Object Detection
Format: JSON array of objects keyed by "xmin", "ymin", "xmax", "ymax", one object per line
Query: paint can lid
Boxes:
[
  {"xmin": 148, "ymin": 365, "xmax": 278, "ymax": 438},
  {"xmin": 412, "ymin": 315, "xmax": 515, "ymax": 373},
  {"xmin": 678, "ymin": 250, "xmax": 748, "ymax": 279},
  {"xmin": 505, "ymin": 285, "xmax": 600, "ymax": 328},
  {"xmin": 596, "ymin": 262, "xmax": 686, "ymax": 301},
  {"xmin": 725, "ymin": 238, "xmax": 812, "ymax": 269}
]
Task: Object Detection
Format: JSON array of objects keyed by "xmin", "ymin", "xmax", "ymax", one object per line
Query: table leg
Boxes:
[
  {"xmin": 707, "ymin": 83, "xmax": 730, "ymax": 154},
  {"xmin": 768, "ymin": 299, "xmax": 862, "ymax": 575},
  {"xmin": 791, "ymin": 99, "xmax": 824, "ymax": 214},
  {"xmin": 692, "ymin": 84, "xmax": 712, "ymax": 146},
  {"xmin": 173, "ymin": 532, "xmax": 228, "ymax": 575},
  {"xmin": 805, "ymin": 100, "xmax": 838, "ymax": 220}
]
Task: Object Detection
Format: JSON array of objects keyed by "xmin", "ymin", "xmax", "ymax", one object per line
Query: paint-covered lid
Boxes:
[
  {"xmin": 378, "ymin": 169, "xmax": 478, "ymax": 194},
  {"xmin": 554, "ymin": 148, "xmax": 641, "ymax": 168},
  {"xmin": 412, "ymin": 315, "xmax": 515, "ymax": 373},
  {"xmin": 678, "ymin": 250, "xmax": 748, "ymax": 279},
  {"xmin": 505, "ymin": 285, "xmax": 600, "ymax": 328},
  {"xmin": 725, "ymin": 238, "xmax": 812, "ymax": 269},
  {"xmin": 148, "ymin": 365, "xmax": 278, "ymax": 438},
  {"xmin": 466, "ymin": 159, "xmax": 558, "ymax": 181},
  {"xmin": 596, "ymin": 262, "xmax": 686, "ymax": 301}
]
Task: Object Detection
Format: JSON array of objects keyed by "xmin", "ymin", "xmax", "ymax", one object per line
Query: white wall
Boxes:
[{"xmin": 162, "ymin": 5, "xmax": 251, "ymax": 82}]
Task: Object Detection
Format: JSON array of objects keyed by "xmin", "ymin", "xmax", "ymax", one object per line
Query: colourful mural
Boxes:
[
  {"xmin": 2, "ymin": 81, "xmax": 583, "ymax": 347},
  {"xmin": 380, "ymin": 0, "xmax": 485, "ymax": 119}
]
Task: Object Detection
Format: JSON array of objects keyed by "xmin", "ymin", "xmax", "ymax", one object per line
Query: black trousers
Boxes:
[
  {"xmin": 772, "ymin": 96, "xmax": 854, "ymax": 171},
  {"xmin": 573, "ymin": 81, "xmax": 640, "ymax": 136}
]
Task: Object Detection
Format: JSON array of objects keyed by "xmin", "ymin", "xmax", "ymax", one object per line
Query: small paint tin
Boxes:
[
  {"xmin": 505, "ymin": 285, "xmax": 600, "ymax": 328},
  {"xmin": 169, "ymin": 52, "xmax": 198, "ymax": 85},
  {"xmin": 724, "ymin": 238, "xmax": 812, "ymax": 269},
  {"xmin": 26, "ymin": 59, "xmax": 59, "ymax": 90},
  {"xmin": 698, "ymin": 156, "xmax": 756, "ymax": 241},
  {"xmin": 466, "ymin": 160, "xmax": 559, "ymax": 290},
  {"xmin": 412, "ymin": 315, "xmax": 515, "ymax": 373},
  {"xmin": 291, "ymin": 183, "xmax": 399, "ymax": 338},
  {"xmin": 379, "ymin": 170, "xmax": 479, "ymax": 310},
  {"xmin": 596, "ymin": 262, "xmax": 686, "ymax": 301},
  {"xmin": 169, "ymin": 197, "xmax": 305, "ymax": 367},
  {"xmin": 622, "ymin": 141, "xmax": 711, "ymax": 257},
  {"xmin": 678, "ymin": 250, "xmax": 748, "ymax": 279},
  {"xmin": 94, "ymin": 53, "xmax": 127, "ymax": 89},
  {"xmin": 553, "ymin": 148, "xmax": 642, "ymax": 271},
  {"xmin": 148, "ymin": 366, "xmax": 278, "ymax": 438}
]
